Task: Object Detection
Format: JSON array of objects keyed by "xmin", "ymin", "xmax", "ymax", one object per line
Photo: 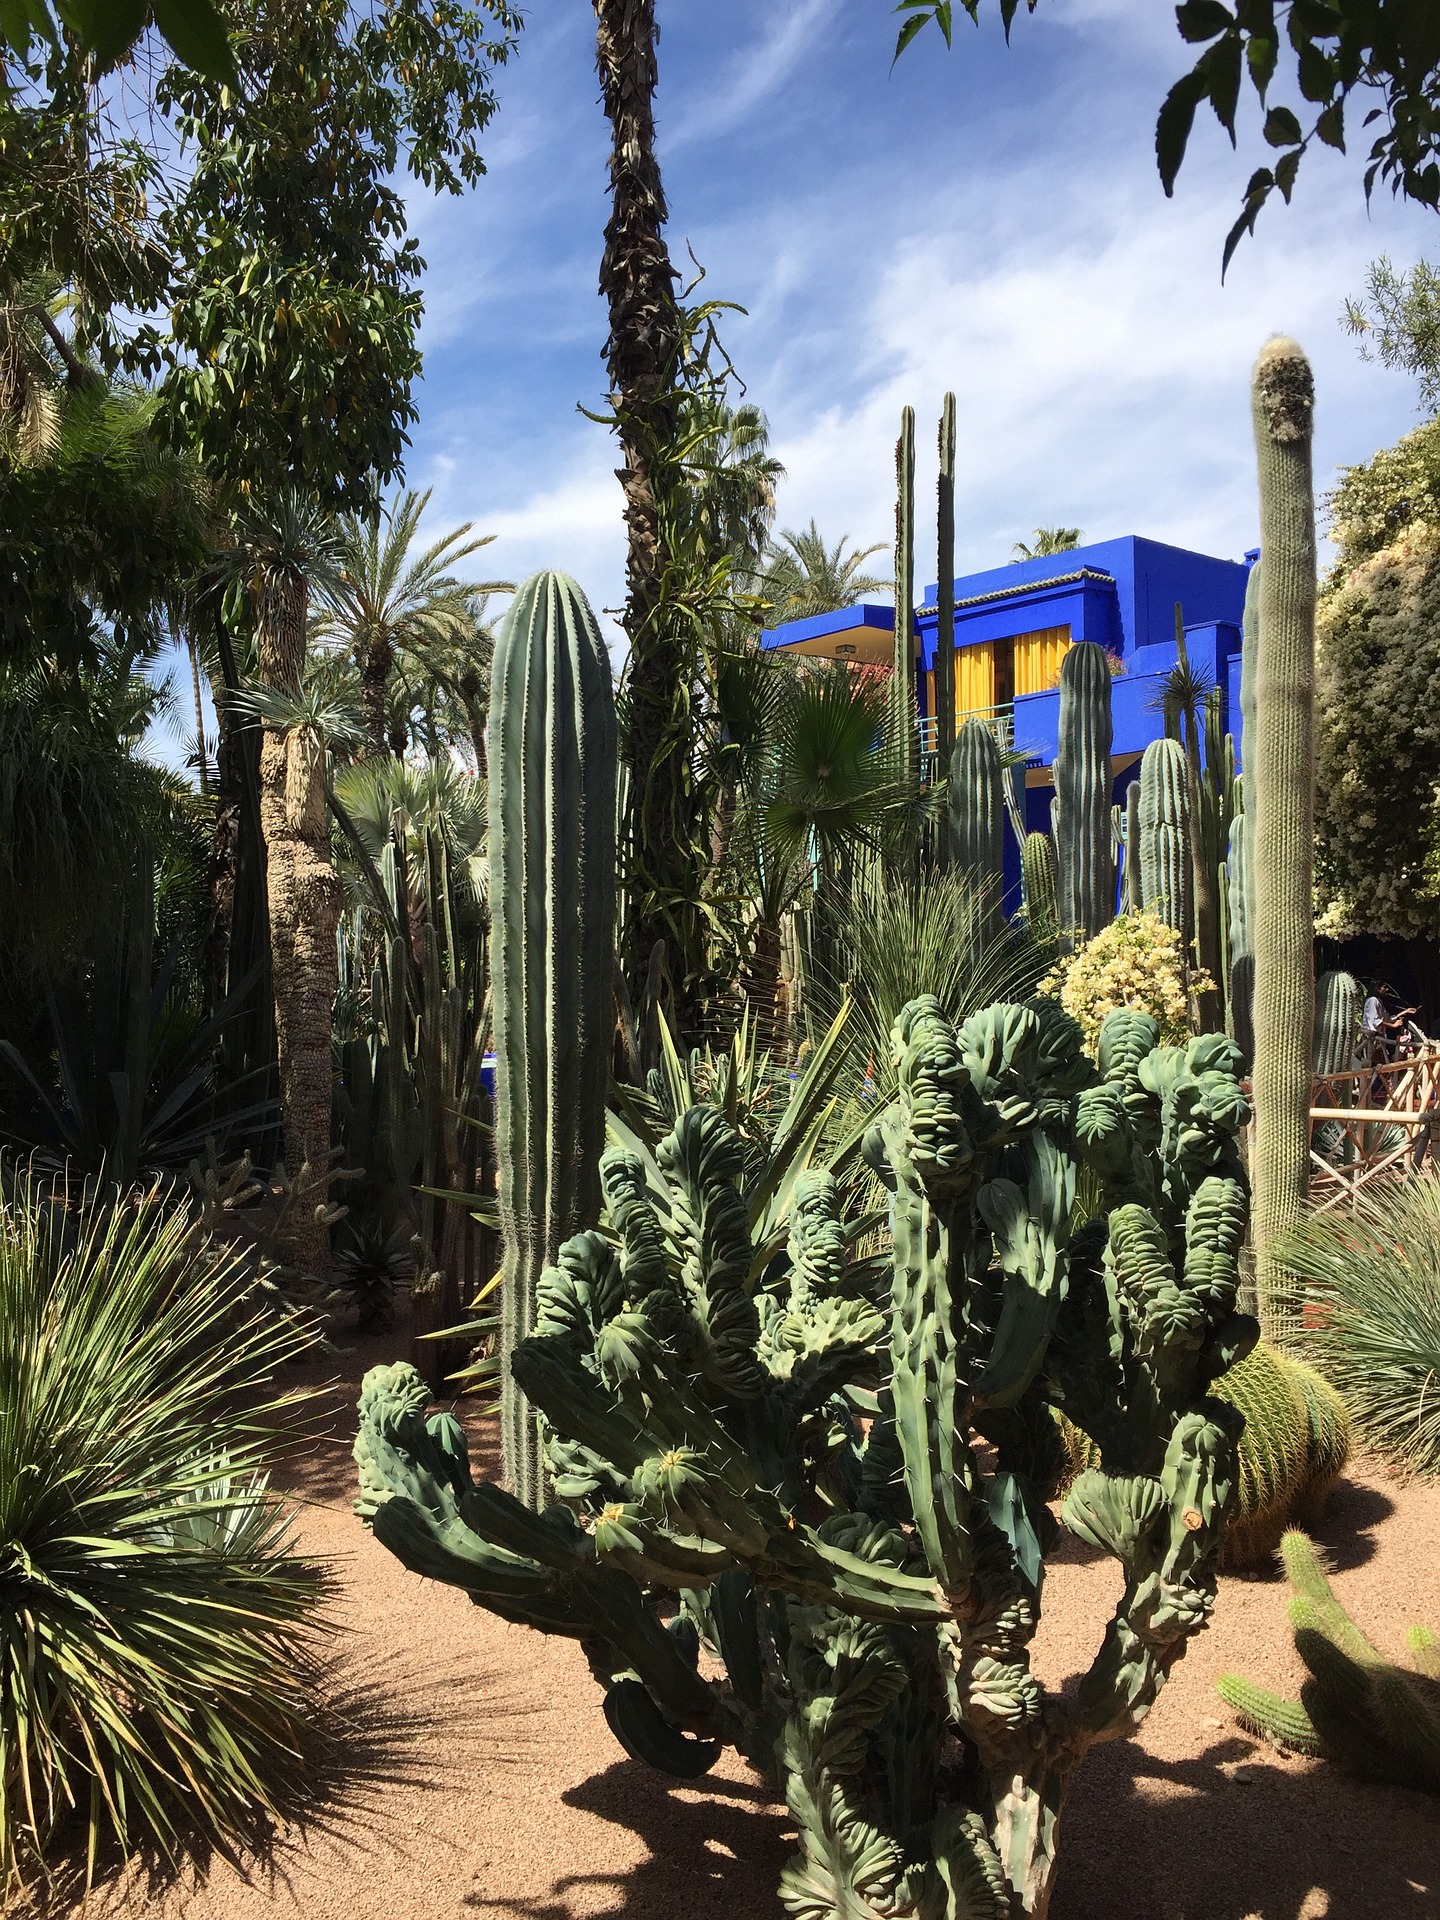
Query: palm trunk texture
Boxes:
[
  {"xmin": 257, "ymin": 570, "xmax": 340, "ymax": 1281},
  {"xmin": 594, "ymin": 0, "xmax": 704, "ymax": 1038}
]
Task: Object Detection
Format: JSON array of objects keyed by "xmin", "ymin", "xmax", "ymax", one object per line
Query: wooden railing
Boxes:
[{"xmin": 1304, "ymin": 1050, "xmax": 1440, "ymax": 1211}]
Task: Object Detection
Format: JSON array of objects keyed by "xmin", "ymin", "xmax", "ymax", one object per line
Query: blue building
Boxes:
[{"xmin": 761, "ymin": 534, "xmax": 1256, "ymax": 841}]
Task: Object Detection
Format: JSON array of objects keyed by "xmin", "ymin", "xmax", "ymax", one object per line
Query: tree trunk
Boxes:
[
  {"xmin": 256, "ymin": 569, "xmax": 339, "ymax": 1282},
  {"xmin": 594, "ymin": 0, "xmax": 704, "ymax": 1039},
  {"xmin": 361, "ymin": 630, "xmax": 394, "ymax": 754}
]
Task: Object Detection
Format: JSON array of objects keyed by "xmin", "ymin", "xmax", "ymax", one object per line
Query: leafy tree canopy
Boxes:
[
  {"xmin": 114, "ymin": 0, "xmax": 519, "ymax": 510},
  {"xmin": 1315, "ymin": 419, "xmax": 1440, "ymax": 940},
  {"xmin": 1343, "ymin": 254, "xmax": 1440, "ymax": 414},
  {"xmin": 893, "ymin": 2, "xmax": 1440, "ymax": 269}
]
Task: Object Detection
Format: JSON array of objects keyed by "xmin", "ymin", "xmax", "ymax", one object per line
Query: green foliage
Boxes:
[
  {"xmin": 0, "ymin": 1175, "xmax": 327, "ymax": 1888},
  {"xmin": 124, "ymin": 0, "xmax": 519, "ymax": 509},
  {"xmin": 357, "ymin": 998, "xmax": 1258, "ymax": 1916},
  {"xmin": 1315, "ymin": 519, "xmax": 1440, "ymax": 941},
  {"xmin": 1218, "ymin": 1530, "xmax": 1440, "ymax": 1792},
  {"xmin": 1011, "ymin": 525, "xmax": 1082, "ymax": 560},
  {"xmin": 0, "ymin": 855, "xmax": 270, "ymax": 1184},
  {"xmin": 1276, "ymin": 1171, "xmax": 1440, "ymax": 1476},
  {"xmin": 757, "ymin": 521, "xmax": 887, "ymax": 621},
  {"xmin": 0, "ymin": 371, "xmax": 210, "ymax": 664},
  {"xmin": 2, "ymin": 0, "xmax": 236, "ymax": 94},
  {"xmin": 489, "ymin": 572, "xmax": 617, "ymax": 1509},
  {"xmin": 1343, "ymin": 254, "xmax": 1440, "ymax": 415}
]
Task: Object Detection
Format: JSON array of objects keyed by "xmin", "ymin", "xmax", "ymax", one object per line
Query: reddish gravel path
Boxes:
[{"xmin": 90, "ymin": 1318, "xmax": 1440, "ymax": 1920}]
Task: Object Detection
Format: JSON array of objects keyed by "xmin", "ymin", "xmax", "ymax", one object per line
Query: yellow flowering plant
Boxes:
[{"xmin": 1042, "ymin": 909, "xmax": 1210, "ymax": 1051}]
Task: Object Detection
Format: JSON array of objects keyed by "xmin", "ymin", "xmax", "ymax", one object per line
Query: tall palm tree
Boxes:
[
  {"xmin": 759, "ymin": 522, "xmax": 889, "ymax": 621},
  {"xmin": 1011, "ymin": 526, "xmax": 1083, "ymax": 561},
  {"xmin": 680, "ymin": 393, "xmax": 784, "ymax": 571},
  {"xmin": 313, "ymin": 489, "xmax": 510, "ymax": 755},
  {"xmin": 230, "ymin": 488, "xmax": 346, "ymax": 1281}
]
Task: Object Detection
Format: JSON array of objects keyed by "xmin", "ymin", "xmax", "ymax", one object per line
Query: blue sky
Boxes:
[{"xmin": 389, "ymin": 0, "xmax": 1440, "ymax": 649}]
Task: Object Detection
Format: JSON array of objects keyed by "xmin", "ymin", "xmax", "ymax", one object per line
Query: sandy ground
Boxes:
[{"xmin": 90, "ymin": 1313, "xmax": 1440, "ymax": 1920}]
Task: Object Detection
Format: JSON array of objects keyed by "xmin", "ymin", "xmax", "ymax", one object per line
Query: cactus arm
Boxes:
[
  {"xmin": 603, "ymin": 1681, "xmax": 722, "ymax": 1777},
  {"xmin": 893, "ymin": 406, "xmax": 918, "ymax": 797},
  {"xmin": 1215, "ymin": 1674, "xmax": 1324, "ymax": 1754},
  {"xmin": 972, "ymin": 1132, "xmax": 1075, "ymax": 1411}
]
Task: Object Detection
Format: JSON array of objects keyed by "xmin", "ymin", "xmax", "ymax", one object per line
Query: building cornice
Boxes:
[{"xmin": 916, "ymin": 566, "xmax": 1115, "ymax": 620}]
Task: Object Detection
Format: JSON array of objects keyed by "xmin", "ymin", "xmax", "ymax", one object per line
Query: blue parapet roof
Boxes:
[{"xmin": 760, "ymin": 601, "xmax": 895, "ymax": 658}]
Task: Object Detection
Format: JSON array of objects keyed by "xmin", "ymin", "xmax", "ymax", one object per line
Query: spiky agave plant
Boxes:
[
  {"xmin": 0, "ymin": 1176, "xmax": 328, "ymax": 1889},
  {"xmin": 1275, "ymin": 1171, "xmax": 1440, "ymax": 1475}
]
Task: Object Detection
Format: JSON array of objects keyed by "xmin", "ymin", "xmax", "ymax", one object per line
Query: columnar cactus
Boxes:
[
  {"xmin": 935, "ymin": 391, "xmax": 958, "ymax": 785},
  {"xmin": 1021, "ymin": 830, "xmax": 1058, "ymax": 937},
  {"xmin": 357, "ymin": 995, "xmax": 1257, "ymax": 1918},
  {"xmin": 488, "ymin": 570, "xmax": 617, "ymax": 1507},
  {"xmin": 1313, "ymin": 969, "xmax": 1363, "ymax": 1075},
  {"xmin": 1249, "ymin": 338, "xmax": 1318, "ymax": 1327},
  {"xmin": 1123, "ymin": 778, "xmax": 1143, "ymax": 912},
  {"xmin": 1218, "ymin": 1530, "xmax": 1440, "ymax": 1793},
  {"xmin": 1054, "ymin": 641, "xmax": 1115, "ymax": 945},
  {"xmin": 1138, "ymin": 736, "xmax": 1193, "ymax": 940},
  {"xmin": 948, "ymin": 717, "xmax": 1004, "ymax": 937},
  {"xmin": 1227, "ymin": 772, "xmax": 1253, "ymax": 1058},
  {"xmin": 893, "ymin": 405, "xmax": 918, "ymax": 796}
]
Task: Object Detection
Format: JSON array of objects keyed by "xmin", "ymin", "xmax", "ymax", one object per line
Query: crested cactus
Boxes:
[
  {"xmin": 1218, "ymin": 1530, "xmax": 1440, "ymax": 1792},
  {"xmin": 948, "ymin": 717, "xmax": 1004, "ymax": 937},
  {"xmin": 1054, "ymin": 641, "xmax": 1115, "ymax": 945},
  {"xmin": 1249, "ymin": 339, "xmax": 1318, "ymax": 1332},
  {"xmin": 488, "ymin": 571, "xmax": 617, "ymax": 1508},
  {"xmin": 357, "ymin": 996, "xmax": 1258, "ymax": 1918},
  {"xmin": 1313, "ymin": 969, "xmax": 1363, "ymax": 1075},
  {"xmin": 1138, "ymin": 736, "xmax": 1193, "ymax": 941},
  {"xmin": 1021, "ymin": 831, "xmax": 1058, "ymax": 937}
]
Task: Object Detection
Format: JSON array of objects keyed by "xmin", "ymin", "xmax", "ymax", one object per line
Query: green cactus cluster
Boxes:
[
  {"xmin": 1059, "ymin": 1340, "xmax": 1348, "ymax": 1572},
  {"xmin": 1218, "ymin": 1530, "xmax": 1440, "ymax": 1793},
  {"xmin": 1313, "ymin": 969, "xmax": 1364, "ymax": 1075},
  {"xmin": 948, "ymin": 717, "xmax": 1005, "ymax": 938},
  {"xmin": 356, "ymin": 995, "xmax": 1258, "ymax": 1918},
  {"xmin": 1138, "ymin": 736, "xmax": 1193, "ymax": 944},
  {"xmin": 1021, "ymin": 829, "xmax": 1059, "ymax": 937}
]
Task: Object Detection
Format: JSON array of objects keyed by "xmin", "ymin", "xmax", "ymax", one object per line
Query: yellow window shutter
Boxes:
[
  {"xmin": 1012, "ymin": 626, "xmax": 1072, "ymax": 697},
  {"xmin": 955, "ymin": 640, "xmax": 995, "ymax": 718}
]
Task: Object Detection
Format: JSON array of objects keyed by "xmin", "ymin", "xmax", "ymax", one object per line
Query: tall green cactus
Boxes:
[
  {"xmin": 948, "ymin": 717, "xmax": 1004, "ymax": 936},
  {"xmin": 1218, "ymin": 1531, "xmax": 1440, "ymax": 1792},
  {"xmin": 1249, "ymin": 338, "xmax": 1318, "ymax": 1330},
  {"xmin": 357, "ymin": 997, "xmax": 1258, "ymax": 1917},
  {"xmin": 1022, "ymin": 830, "xmax": 1058, "ymax": 937},
  {"xmin": 892, "ymin": 405, "xmax": 918, "ymax": 798},
  {"xmin": 1122, "ymin": 779, "xmax": 1142, "ymax": 912},
  {"xmin": 488, "ymin": 571, "xmax": 617, "ymax": 1508},
  {"xmin": 1227, "ymin": 772, "xmax": 1253, "ymax": 1059},
  {"xmin": 935, "ymin": 392, "xmax": 957, "ymax": 789},
  {"xmin": 1054, "ymin": 640, "xmax": 1115, "ymax": 944},
  {"xmin": 1313, "ymin": 970, "xmax": 1363, "ymax": 1075},
  {"xmin": 1138, "ymin": 736, "xmax": 1193, "ymax": 939}
]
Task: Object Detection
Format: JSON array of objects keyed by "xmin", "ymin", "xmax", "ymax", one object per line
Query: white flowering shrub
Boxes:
[{"xmin": 1043, "ymin": 909, "xmax": 1204, "ymax": 1050}]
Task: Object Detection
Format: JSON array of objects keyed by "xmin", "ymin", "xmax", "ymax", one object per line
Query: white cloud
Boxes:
[{"xmin": 664, "ymin": 0, "xmax": 831, "ymax": 151}]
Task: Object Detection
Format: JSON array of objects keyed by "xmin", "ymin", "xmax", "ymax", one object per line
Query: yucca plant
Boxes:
[
  {"xmin": 0, "ymin": 1176, "xmax": 329, "ymax": 1890},
  {"xmin": 1275, "ymin": 1171, "xmax": 1440, "ymax": 1475}
]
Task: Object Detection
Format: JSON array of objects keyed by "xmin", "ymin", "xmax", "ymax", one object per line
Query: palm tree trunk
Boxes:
[
  {"xmin": 361, "ymin": 631, "xmax": 394, "ymax": 755},
  {"xmin": 257, "ymin": 570, "xmax": 339, "ymax": 1281},
  {"xmin": 594, "ymin": 0, "xmax": 705, "ymax": 1039},
  {"xmin": 187, "ymin": 633, "xmax": 209, "ymax": 795}
]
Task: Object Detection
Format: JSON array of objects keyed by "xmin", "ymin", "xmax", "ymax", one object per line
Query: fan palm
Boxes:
[
  {"xmin": 759, "ymin": 521, "xmax": 889, "ymax": 621},
  {"xmin": 1012, "ymin": 527, "xmax": 1083, "ymax": 561},
  {"xmin": 313, "ymin": 489, "xmax": 510, "ymax": 755}
]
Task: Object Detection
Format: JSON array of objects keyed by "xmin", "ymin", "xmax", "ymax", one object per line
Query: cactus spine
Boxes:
[
  {"xmin": 948, "ymin": 717, "xmax": 1004, "ymax": 937},
  {"xmin": 1249, "ymin": 338, "xmax": 1318, "ymax": 1331},
  {"xmin": 1138, "ymin": 736, "xmax": 1193, "ymax": 940},
  {"xmin": 1218, "ymin": 1531, "xmax": 1440, "ymax": 1792},
  {"xmin": 1313, "ymin": 970, "xmax": 1363, "ymax": 1075},
  {"xmin": 892, "ymin": 406, "xmax": 918, "ymax": 797},
  {"xmin": 934, "ymin": 392, "xmax": 957, "ymax": 791},
  {"xmin": 1054, "ymin": 640, "xmax": 1115, "ymax": 944},
  {"xmin": 488, "ymin": 571, "xmax": 617, "ymax": 1508}
]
